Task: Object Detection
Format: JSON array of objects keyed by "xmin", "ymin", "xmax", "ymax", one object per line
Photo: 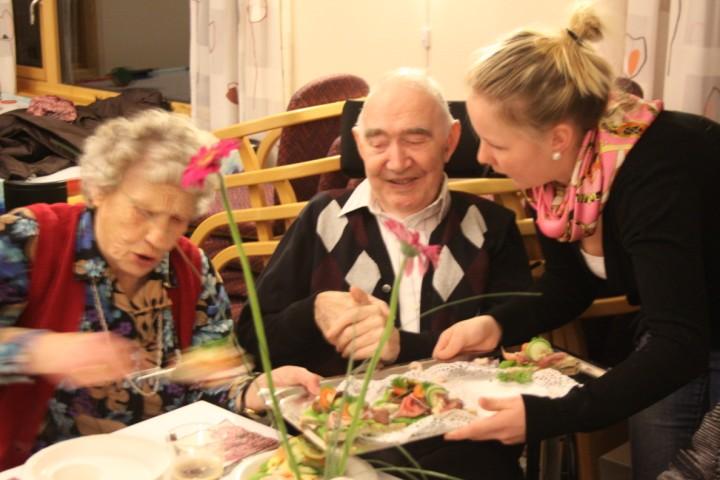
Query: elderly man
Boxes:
[
  {"xmin": 237, "ymin": 69, "xmax": 530, "ymax": 374},
  {"xmin": 237, "ymin": 69, "xmax": 531, "ymax": 479}
]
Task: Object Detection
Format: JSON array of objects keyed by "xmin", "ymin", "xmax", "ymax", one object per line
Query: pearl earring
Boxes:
[{"xmin": 551, "ymin": 152, "xmax": 561, "ymax": 161}]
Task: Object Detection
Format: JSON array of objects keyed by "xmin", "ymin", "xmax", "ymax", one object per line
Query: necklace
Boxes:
[{"xmin": 90, "ymin": 280, "xmax": 164, "ymax": 396}]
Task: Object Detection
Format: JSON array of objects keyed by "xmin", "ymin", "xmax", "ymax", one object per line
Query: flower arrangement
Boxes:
[
  {"xmin": 181, "ymin": 140, "xmax": 534, "ymax": 479},
  {"xmin": 183, "ymin": 138, "xmax": 303, "ymax": 477}
]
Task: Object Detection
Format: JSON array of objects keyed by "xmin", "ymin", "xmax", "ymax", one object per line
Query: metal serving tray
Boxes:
[{"xmin": 266, "ymin": 352, "xmax": 606, "ymax": 455}]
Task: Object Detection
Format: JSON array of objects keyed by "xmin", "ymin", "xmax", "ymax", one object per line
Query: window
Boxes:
[{"xmin": 14, "ymin": 0, "xmax": 190, "ymax": 112}]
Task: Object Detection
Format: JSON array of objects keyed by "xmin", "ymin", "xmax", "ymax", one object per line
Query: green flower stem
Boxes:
[
  {"xmin": 419, "ymin": 292, "xmax": 541, "ymax": 318},
  {"xmin": 323, "ymin": 349, "xmax": 357, "ymax": 478},
  {"xmin": 217, "ymin": 177, "xmax": 301, "ymax": 479},
  {"xmin": 338, "ymin": 257, "xmax": 408, "ymax": 473}
]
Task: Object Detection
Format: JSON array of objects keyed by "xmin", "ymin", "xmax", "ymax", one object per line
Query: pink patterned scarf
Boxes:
[{"xmin": 529, "ymin": 92, "xmax": 663, "ymax": 242}]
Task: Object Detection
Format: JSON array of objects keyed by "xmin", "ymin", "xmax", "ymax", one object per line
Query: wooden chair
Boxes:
[
  {"xmin": 190, "ymin": 201, "xmax": 306, "ymax": 272},
  {"xmin": 208, "ymin": 101, "xmax": 345, "ymax": 242},
  {"xmin": 189, "ymin": 102, "xmax": 348, "ymax": 316},
  {"xmin": 198, "ymin": 101, "xmax": 348, "ymax": 243}
]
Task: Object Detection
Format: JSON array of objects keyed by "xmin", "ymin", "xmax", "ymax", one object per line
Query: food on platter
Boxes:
[
  {"xmin": 247, "ymin": 436, "xmax": 327, "ymax": 480},
  {"xmin": 171, "ymin": 341, "xmax": 250, "ymax": 384},
  {"xmin": 497, "ymin": 337, "xmax": 579, "ymax": 383},
  {"xmin": 298, "ymin": 377, "xmax": 465, "ymax": 441},
  {"xmin": 279, "ymin": 361, "xmax": 579, "ymax": 453}
]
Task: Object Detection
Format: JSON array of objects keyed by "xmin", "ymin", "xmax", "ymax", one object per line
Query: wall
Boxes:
[{"xmin": 289, "ymin": 0, "xmax": 628, "ymax": 100}]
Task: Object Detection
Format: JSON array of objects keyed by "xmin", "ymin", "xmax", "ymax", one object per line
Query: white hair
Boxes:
[
  {"xmin": 79, "ymin": 109, "xmax": 219, "ymax": 216},
  {"xmin": 356, "ymin": 68, "xmax": 454, "ymax": 132}
]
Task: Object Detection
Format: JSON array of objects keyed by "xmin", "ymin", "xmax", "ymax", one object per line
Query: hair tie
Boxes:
[{"xmin": 566, "ymin": 28, "xmax": 583, "ymax": 45}]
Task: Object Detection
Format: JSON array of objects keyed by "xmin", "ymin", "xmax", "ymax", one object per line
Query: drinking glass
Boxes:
[{"xmin": 167, "ymin": 423, "xmax": 224, "ymax": 480}]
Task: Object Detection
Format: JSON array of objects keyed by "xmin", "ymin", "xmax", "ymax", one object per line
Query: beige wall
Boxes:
[{"xmin": 289, "ymin": 0, "xmax": 628, "ymax": 100}]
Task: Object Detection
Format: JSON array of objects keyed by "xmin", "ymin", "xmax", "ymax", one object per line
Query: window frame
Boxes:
[{"xmin": 15, "ymin": 0, "xmax": 190, "ymax": 114}]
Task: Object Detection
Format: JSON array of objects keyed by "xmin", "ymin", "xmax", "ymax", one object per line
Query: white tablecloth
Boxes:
[{"xmin": 0, "ymin": 400, "xmax": 398, "ymax": 479}]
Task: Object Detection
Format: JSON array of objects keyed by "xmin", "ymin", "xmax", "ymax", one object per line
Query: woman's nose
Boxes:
[
  {"xmin": 476, "ymin": 142, "xmax": 493, "ymax": 167},
  {"xmin": 144, "ymin": 218, "xmax": 178, "ymax": 251}
]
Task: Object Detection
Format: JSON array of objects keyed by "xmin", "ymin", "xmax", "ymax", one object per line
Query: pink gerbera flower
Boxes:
[
  {"xmin": 384, "ymin": 218, "xmax": 442, "ymax": 276},
  {"xmin": 181, "ymin": 138, "xmax": 240, "ymax": 189}
]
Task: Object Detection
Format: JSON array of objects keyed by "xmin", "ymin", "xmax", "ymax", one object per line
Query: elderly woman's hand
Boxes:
[
  {"xmin": 244, "ymin": 366, "xmax": 321, "ymax": 412},
  {"xmin": 26, "ymin": 331, "xmax": 138, "ymax": 387}
]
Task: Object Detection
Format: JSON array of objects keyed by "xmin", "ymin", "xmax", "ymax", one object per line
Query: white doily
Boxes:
[{"xmin": 336, "ymin": 362, "xmax": 579, "ymax": 444}]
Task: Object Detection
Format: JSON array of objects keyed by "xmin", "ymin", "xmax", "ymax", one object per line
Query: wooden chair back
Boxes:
[{"xmin": 200, "ymin": 101, "xmax": 346, "ymax": 255}]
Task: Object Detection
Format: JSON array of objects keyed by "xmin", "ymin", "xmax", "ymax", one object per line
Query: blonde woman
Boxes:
[{"xmin": 434, "ymin": 5, "xmax": 719, "ymax": 478}]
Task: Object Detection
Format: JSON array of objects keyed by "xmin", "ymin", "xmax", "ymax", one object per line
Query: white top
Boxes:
[
  {"xmin": 580, "ymin": 248, "xmax": 607, "ymax": 280},
  {"xmin": 340, "ymin": 177, "xmax": 451, "ymax": 333}
]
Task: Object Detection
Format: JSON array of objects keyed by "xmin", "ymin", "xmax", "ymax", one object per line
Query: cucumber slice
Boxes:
[
  {"xmin": 525, "ymin": 337, "xmax": 553, "ymax": 362},
  {"xmin": 424, "ymin": 384, "xmax": 448, "ymax": 408}
]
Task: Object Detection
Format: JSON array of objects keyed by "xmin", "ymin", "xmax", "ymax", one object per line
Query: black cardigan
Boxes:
[
  {"xmin": 237, "ymin": 189, "xmax": 532, "ymax": 376},
  {"xmin": 490, "ymin": 111, "xmax": 720, "ymax": 442}
]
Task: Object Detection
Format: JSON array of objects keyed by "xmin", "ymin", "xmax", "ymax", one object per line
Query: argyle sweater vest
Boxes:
[
  {"xmin": 238, "ymin": 189, "xmax": 531, "ymax": 376},
  {"xmin": 0, "ymin": 203, "xmax": 201, "ymax": 469}
]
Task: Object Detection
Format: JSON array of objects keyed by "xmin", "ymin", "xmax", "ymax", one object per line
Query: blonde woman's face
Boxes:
[
  {"xmin": 92, "ymin": 161, "xmax": 196, "ymax": 287},
  {"xmin": 466, "ymin": 93, "xmax": 557, "ymax": 189}
]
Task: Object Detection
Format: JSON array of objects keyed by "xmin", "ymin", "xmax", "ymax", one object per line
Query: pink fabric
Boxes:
[
  {"xmin": 529, "ymin": 92, "xmax": 663, "ymax": 242},
  {"xmin": 27, "ymin": 95, "xmax": 78, "ymax": 122}
]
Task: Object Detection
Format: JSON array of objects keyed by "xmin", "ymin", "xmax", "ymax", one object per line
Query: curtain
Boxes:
[
  {"xmin": 0, "ymin": 0, "xmax": 15, "ymax": 95},
  {"xmin": 624, "ymin": 0, "xmax": 720, "ymax": 121},
  {"xmin": 190, "ymin": 0, "xmax": 289, "ymax": 131}
]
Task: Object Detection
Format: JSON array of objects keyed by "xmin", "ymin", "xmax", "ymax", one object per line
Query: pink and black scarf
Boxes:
[{"xmin": 529, "ymin": 92, "xmax": 663, "ymax": 242}]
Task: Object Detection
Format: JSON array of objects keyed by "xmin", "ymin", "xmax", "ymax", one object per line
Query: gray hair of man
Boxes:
[
  {"xmin": 355, "ymin": 68, "xmax": 455, "ymax": 134},
  {"xmin": 79, "ymin": 109, "xmax": 219, "ymax": 217}
]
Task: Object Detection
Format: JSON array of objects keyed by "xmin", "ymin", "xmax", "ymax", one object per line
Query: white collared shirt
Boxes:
[{"xmin": 340, "ymin": 177, "xmax": 451, "ymax": 332}]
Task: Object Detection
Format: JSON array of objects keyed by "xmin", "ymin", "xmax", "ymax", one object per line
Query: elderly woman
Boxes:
[{"xmin": 0, "ymin": 110, "xmax": 319, "ymax": 469}]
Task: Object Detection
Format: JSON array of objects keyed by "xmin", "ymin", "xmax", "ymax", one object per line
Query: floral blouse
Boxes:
[{"xmin": 0, "ymin": 208, "xmax": 244, "ymax": 450}]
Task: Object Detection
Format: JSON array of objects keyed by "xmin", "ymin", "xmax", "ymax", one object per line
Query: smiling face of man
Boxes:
[{"xmin": 353, "ymin": 79, "xmax": 460, "ymax": 219}]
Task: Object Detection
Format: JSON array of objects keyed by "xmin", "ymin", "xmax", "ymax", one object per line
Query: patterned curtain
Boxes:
[
  {"xmin": 190, "ymin": 0, "xmax": 289, "ymax": 131},
  {"xmin": 624, "ymin": 0, "xmax": 720, "ymax": 121},
  {"xmin": 0, "ymin": 0, "xmax": 15, "ymax": 95}
]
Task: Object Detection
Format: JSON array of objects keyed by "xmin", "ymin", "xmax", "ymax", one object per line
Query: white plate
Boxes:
[
  {"xmin": 231, "ymin": 450, "xmax": 378, "ymax": 480},
  {"xmin": 24, "ymin": 433, "xmax": 171, "ymax": 480},
  {"xmin": 279, "ymin": 360, "xmax": 580, "ymax": 451}
]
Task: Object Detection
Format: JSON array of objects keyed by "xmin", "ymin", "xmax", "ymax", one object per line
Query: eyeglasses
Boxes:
[{"xmin": 120, "ymin": 190, "xmax": 191, "ymax": 237}]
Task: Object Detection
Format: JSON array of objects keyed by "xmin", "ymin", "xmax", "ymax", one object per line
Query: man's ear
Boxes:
[{"xmin": 443, "ymin": 119, "xmax": 462, "ymax": 164}]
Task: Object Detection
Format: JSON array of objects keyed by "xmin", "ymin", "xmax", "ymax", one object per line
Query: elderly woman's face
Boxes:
[{"xmin": 92, "ymin": 161, "xmax": 196, "ymax": 289}]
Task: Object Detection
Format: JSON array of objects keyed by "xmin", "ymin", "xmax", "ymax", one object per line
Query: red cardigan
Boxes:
[{"xmin": 0, "ymin": 203, "xmax": 202, "ymax": 469}]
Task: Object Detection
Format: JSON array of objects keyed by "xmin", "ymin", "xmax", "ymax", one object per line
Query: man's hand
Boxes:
[
  {"xmin": 432, "ymin": 315, "xmax": 502, "ymax": 360},
  {"xmin": 444, "ymin": 395, "xmax": 527, "ymax": 445},
  {"xmin": 314, "ymin": 287, "xmax": 399, "ymax": 363},
  {"xmin": 26, "ymin": 331, "xmax": 138, "ymax": 387},
  {"xmin": 245, "ymin": 366, "xmax": 321, "ymax": 412}
]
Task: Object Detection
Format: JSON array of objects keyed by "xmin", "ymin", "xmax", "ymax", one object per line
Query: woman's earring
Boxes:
[{"xmin": 551, "ymin": 152, "xmax": 562, "ymax": 161}]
